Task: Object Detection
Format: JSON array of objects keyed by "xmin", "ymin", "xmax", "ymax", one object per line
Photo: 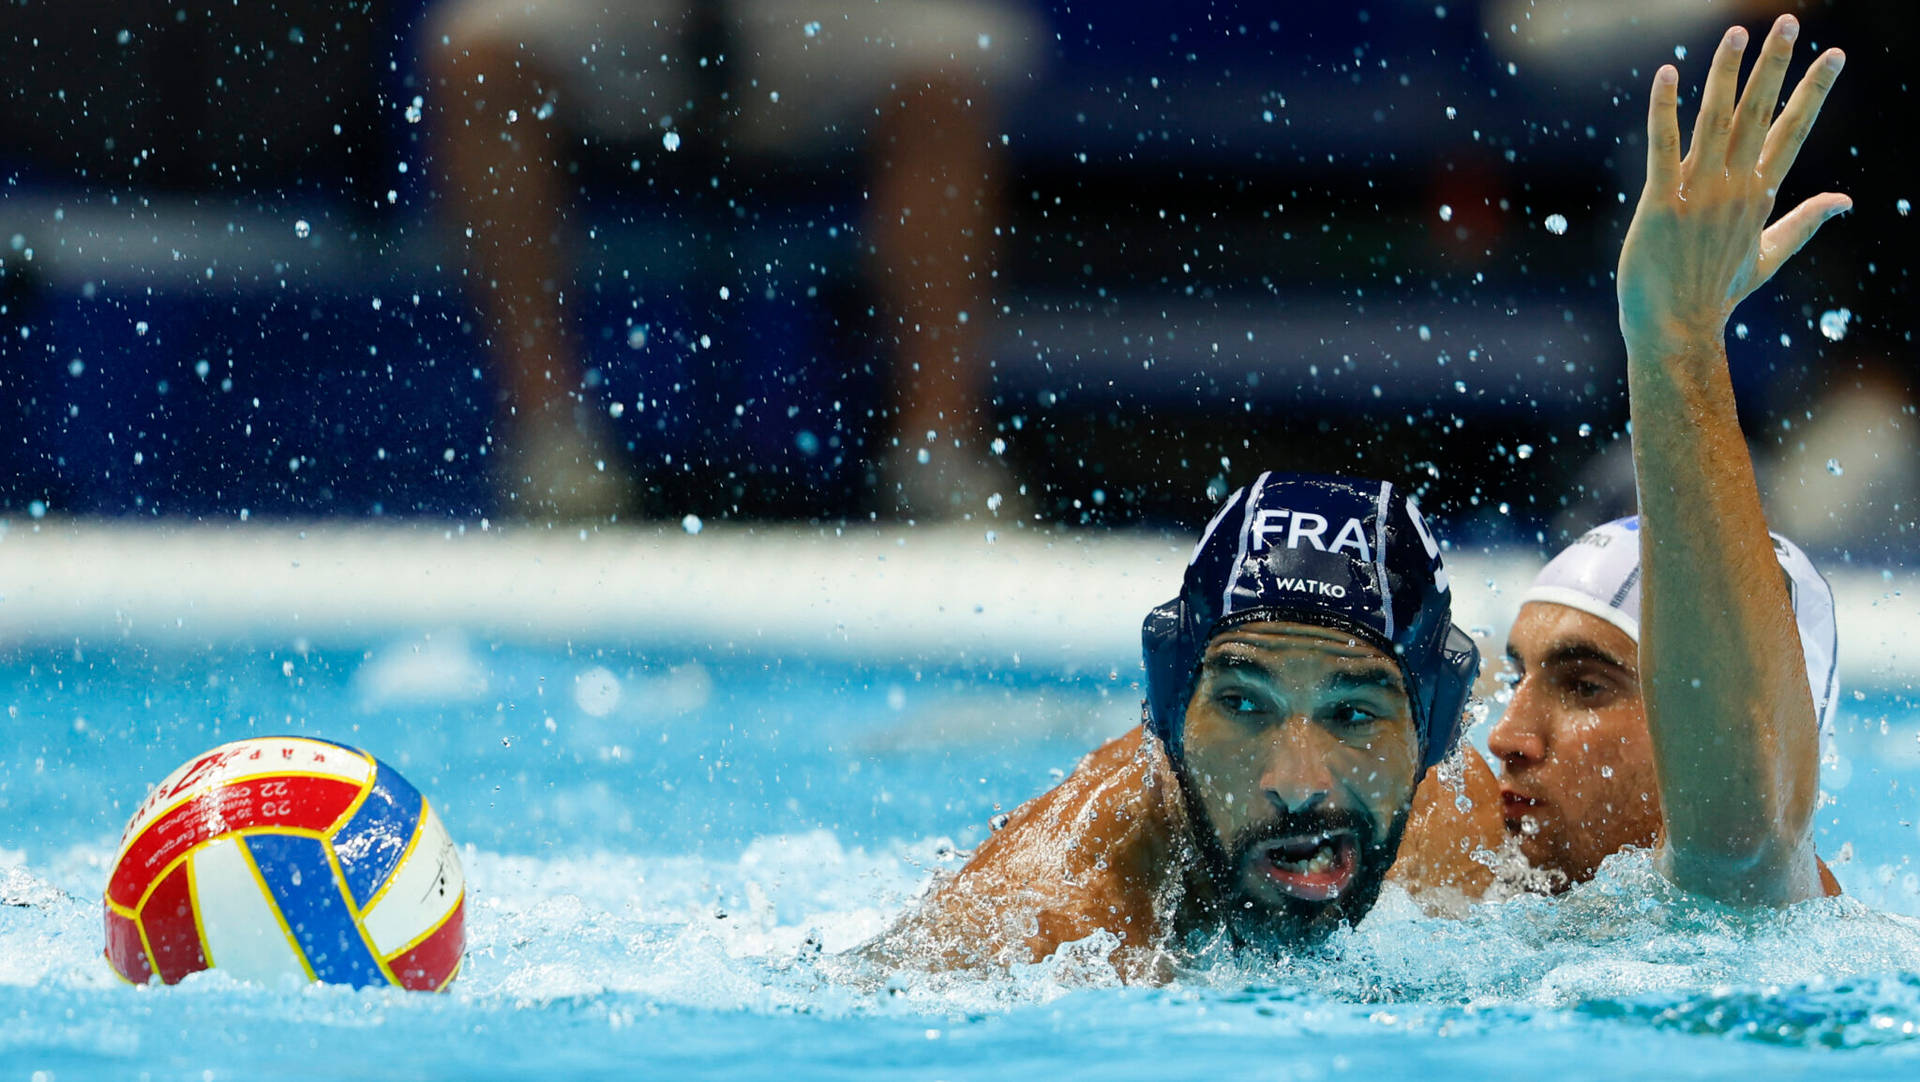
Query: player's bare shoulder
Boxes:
[{"xmin": 864, "ymin": 729, "xmax": 1186, "ymax": 977}]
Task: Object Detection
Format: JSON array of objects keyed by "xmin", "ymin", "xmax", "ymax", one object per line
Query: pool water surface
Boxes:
[{"xmin": 6, "ymin": 635, "xmax": 1920, "ymax": 1080}]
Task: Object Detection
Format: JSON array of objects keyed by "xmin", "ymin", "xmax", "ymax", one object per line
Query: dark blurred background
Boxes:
[{"xmin": 1, "ymin": 0, "xmax": 1911, "ymax": 559}]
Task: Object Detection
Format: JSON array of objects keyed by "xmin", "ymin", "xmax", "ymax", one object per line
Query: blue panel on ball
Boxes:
[
  {"xmin": 330, "ymin": 757, "xmax": 426, "ymax": 909},
  {"xmin": 243, "ymin": 833, "xmax": 389, "ymax": 988}
]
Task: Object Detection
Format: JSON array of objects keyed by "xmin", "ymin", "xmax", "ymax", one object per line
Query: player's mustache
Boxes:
[{"xmin": 1224, "ymin": 805, "xmax": 1381, "ymax": 870}]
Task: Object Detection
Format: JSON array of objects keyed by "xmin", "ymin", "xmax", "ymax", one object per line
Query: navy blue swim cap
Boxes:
[{"xmin": 1143, "ymin": 472, "xmax": 1480, "ymax": 771}]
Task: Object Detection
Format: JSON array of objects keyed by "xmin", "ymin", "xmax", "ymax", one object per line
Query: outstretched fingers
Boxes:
[
  {"xmin": 1687, "ymin": 25, "xmax": 1750, "ymax": 164},
  {"xmin": 1760, "ymin": 49, "xmax": 1846, "ymax": 185},
  {"xmin": 1644, "ymin": 65, "xmax": 1683, "ymax": 195},
  {"xmin": 1751, "ymin": 192, "xmax": 1853, "ymax": 294},
  {"xmin": 1728, "ymin": 16, "xmax": 1799, "ymax": 172}
]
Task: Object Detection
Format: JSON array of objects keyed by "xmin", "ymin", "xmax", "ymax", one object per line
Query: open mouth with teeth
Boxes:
[{"xmin": 1250, "ymin": 830, "xmax": 1360, "ymax": 902}]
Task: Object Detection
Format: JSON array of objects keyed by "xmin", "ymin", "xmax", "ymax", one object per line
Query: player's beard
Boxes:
[{"xmin": 1183, "ymin": 786, "xmax": 1409, "ymax": 951}]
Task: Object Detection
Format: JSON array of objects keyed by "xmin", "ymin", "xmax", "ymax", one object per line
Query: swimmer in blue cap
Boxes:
[
  {"xmin": 872, "ymin": 473, "xmax": 1479, "ymax": 972},
  {"xmin": 1392, "ymin": 14, "xmax": 1851, "ymax": 907}
]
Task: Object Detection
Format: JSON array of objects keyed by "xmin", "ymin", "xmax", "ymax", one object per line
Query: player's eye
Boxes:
[
  {"xmin": 1326, "ymin": 702, "xmax": 1380, "ymax": 726},
  {"xmin": 1216, "ymin": 690, "xmax": 1262, "ymax": 714}
]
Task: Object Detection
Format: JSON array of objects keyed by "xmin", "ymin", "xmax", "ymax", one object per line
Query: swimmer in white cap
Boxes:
[{"xmin": 1393, "ymin": 13, "xmax": 1851, "ymax": 906}]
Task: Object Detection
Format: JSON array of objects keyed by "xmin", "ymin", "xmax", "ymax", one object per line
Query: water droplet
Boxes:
[
  {"xmin": 1600, "ymin": 765, "xmax": 1614, "ymax": 778},
  {"xmin": 27, "ymin": 499, "xmax": 47, "ymax": 519},
  {"xmin": 1674, "ymin": 44, "xmax": 1688, "ymax": 60},
  {"xmin": 626, "ymin": 327, "xmax": 647, "ymax": 350},
  {"xmin": 662, "ymin": 130, "xmax": 682, "ymax": 152},
  {"xmin": 1819, "ymin": 307, "xmax": 1852, "ymax": 342},
  {"xmin": 405, "ymin": 97, "xmax": 424, "ymax": 124},
  {"xmin": 1544, "ymin": 212, "xmax": 1569, "ymax": 235},
  {"xmin": 718, "ymin": 285, "xmax": 730, "ymax": 300},
  {"xmin": 803, "ymin": 20, "xmax": 821, "ymax": 36},
  {"xmin": 1438, "ymin": 204, "xmax": 1454, "ymax": 222},
  {"xmin": 1734, "ymin": 322, "xmax": 1750, "ymax": 340},
  {"xmin": 1516, "ymin": 443, "xmax": 1534, "ymax": 459},
  {"xmin": 294, "ymin": 219, "xmax": 311, "ymax": 238},
  {"xmin": 915, "ymin": 448, "xmax": 931, "ymax": 465},
  {"xmin": 681, "ymin": 514, "xmax": 703, "ymax": 535},
  {"xmin": 1578, "ymin": 422, "xmax": 1592, "ymax": 437},
  {"xmin": 134, "ymin": 321, "xmax": 149, "ymax": 336},
  {"xmin": 1826, "ymin": 458, "xmax": 1845, "ymax": 477},
  {"xmin": 977, "ymin": 33, "xmax": 992, "ymax": 49},
  {"xmin": 989, "ymin": 437, "xmax": 1007, "ymax": 455},
  {"xmin": 1444, "ymin": 106, "xmax": 1457, "ymax": 120},
  {"xmin": 573, "ymin": 666, "xmax": 623, "ymax": 717},
  {"xmin": 989, "ymin": 813, "xmax": 1010, "ymax": 831},
  {"xmin": 1418, "ymin": 325, "xmax": 1432, "ymax": 341},
  {"xmin": 1899, "ymin": 198, "xmax": 1912, "ymax": 217}
]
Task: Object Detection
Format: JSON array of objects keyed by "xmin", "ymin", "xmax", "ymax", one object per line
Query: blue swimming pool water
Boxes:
[{"xmin": 5, "ymin": 635, "xmax": 1920, "ymax": 1080}]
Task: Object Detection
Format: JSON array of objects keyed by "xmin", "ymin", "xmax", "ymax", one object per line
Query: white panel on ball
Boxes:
[
  {"xmin": 188, "ymin": 837, "xmax": 310, "ymax": 983},
  {"xmin": 362, "ymin": 806, "xmax": 464, "ymax": 956}
]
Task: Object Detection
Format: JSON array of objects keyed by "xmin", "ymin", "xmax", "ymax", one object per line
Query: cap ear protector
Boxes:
[{"xmin": 1142, "ymin": 473, "xmax": 1480, "ymax": 771}]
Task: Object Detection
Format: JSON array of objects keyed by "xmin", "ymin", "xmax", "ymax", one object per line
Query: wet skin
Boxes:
[
  {"xmin": 1395, "ymin": 600, "xmax": 1839, "ymax": 898},
  {"xmin": 1179, "ymin": 624, "xmax": 1420, "ymax": 943},
  {"xmin": 869, "ymin": 621, "xmax": 1426, "ymax": 975},
  {"xmin": 1491, "ymin": 602, "xmax": 1663, "ymax": 885}
]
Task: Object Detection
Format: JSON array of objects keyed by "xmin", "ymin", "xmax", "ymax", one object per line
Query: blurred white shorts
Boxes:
[{"xmin": 430, "ymin": 0, "xmax": 1044, "ymax": 150}]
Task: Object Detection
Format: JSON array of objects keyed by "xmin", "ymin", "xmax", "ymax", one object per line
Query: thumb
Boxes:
[{"xmin": 1750, "ymin": 193, "xmax": 1852, "ymax": 294}]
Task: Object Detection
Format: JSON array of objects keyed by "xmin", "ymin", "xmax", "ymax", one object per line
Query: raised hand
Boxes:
[{"xmin": 1617, "ymin": 15, "xmax": 1849, "ymax": 357}]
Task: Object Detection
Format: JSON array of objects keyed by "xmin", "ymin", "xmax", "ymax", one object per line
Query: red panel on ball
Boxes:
[
  {"xmin": 141, "ymin": 863, "xmax": 210, "ymax": 985},
  {"xmin": 103, "ymin": 909, "xmax": 152, "ymax": 984},
  {"xmin": 107, "ymin": 776, "xmax": 363, "ymax": 910},
  {"xmin": 386, "ymin": 897, "xmax": 465, "ymax": 992}
]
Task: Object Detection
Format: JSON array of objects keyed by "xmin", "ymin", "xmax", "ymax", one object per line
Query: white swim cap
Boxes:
[{"xmin": 1519, "ymin": 517, "xmax": 1840, "ymax": 733}]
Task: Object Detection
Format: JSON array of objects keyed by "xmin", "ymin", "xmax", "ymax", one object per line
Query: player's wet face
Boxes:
[
  {"xmin": 1179, "ymin": 622, "xmax": 1420, "ymax": 945},
  {"xmin": 1490, "ymin": 603, "xmax": 1659, "ymax": 887}
]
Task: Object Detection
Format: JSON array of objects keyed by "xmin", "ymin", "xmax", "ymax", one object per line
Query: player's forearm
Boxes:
[{"xmin": 1626, "ymin": 331, "xmax": 1819, "ymax": 902}]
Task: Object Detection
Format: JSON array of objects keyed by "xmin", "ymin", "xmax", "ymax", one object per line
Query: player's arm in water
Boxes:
[{"xmin": 1619, "ymin": 15, "xmax": 1847, "ymax": 905}]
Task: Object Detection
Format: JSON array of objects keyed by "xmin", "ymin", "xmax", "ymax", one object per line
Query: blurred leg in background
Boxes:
[
  {"xmin": 868, "ymin": 73, "xmax": 1007, "ymax": 518},
  {"xmin": 425, "ymin": 1, "xmax": 1039, "ymax": 522},
  {"xmin": 425, "ymin": 1, "xmax": 691, "ymax": 521}
]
